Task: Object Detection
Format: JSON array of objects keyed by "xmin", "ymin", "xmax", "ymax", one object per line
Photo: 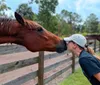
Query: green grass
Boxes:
[
  {"xmin": 59, "ymin": 68, "xmax": 91, "ymax": 85},
  {"xmin": 96, "ymin": 52, "xmax": 100, "ymax": 55}
]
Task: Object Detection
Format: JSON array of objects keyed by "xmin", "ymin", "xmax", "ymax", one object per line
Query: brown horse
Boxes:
[{"xmin": 0, "ymin": 12, "xmax": 67, "ymax": 53}]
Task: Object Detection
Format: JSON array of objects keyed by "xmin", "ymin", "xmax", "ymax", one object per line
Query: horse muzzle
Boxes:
[{"xmin": 56, "ymin": 40, "xmax": 67, "ymax": 53}]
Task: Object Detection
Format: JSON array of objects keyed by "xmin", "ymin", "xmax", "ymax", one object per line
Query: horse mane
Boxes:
[
  {"xmin": 0, "ymin": 17, "xmax": 15, "ymax": 25},
  {"xmin": 0, "ymin": 17, "xmax": 42, "ymax": 37},
  {"xmin": 0, "ymin": 17, "xmax": 16, "ymax": 36},
  {"xmin": 0, "ymin": 17, "xmax": 13, "ymax": 21}
]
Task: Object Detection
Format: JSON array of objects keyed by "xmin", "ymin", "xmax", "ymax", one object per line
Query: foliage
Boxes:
[
  {"xmin": 61, "ymin": 10, "xmax": 82, "ymax": 24},
  {"xmin": 60, "ymin": 22, "xmax": 72, "ymax": 36},
  {"xmin": 60, "ymin": 9, "xmax": 82, "ymax": 33},
  {"xmin": 84, "ymin": 13, "xmax": 99, "ymax": 33},
  {"xmin": 0, "ymin": 0, "xmax": 11, "ymax": 16},
  {"xmin": 32, "ymin": 0, "xmax": 58, "ymax": 32},
  {"xmin": 98, "ymin": 23, "xmax": 100, "ymax": 33},
  {"xmin": 2, "ymin": 0, "xmax": 100, "ymax": 35},
  {"xmin": 16, "ymin": 3, "xmax": 34, "ymax": 20},
  {"xmin": 55, "ymin": 13, "xmax": 72, "ymax": 36}
]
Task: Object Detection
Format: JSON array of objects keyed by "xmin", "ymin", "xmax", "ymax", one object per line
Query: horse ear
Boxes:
[{"xmin": 15, "ymin": 12, "xmax": 25, "ymax": 26}]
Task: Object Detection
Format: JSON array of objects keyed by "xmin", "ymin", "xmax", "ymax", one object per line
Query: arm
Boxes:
[{"xmin": 94, "ymin": 72, "xmax": 100, "ymax": 81}]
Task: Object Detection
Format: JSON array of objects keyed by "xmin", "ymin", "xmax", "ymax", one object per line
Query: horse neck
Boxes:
[
  {"xmin": 0, "ymin": 18, "xmax": 18, "ymax": 44},
  {"xmin": 0, "ymin": 37, "xmax": 16, "ymax": 44}
]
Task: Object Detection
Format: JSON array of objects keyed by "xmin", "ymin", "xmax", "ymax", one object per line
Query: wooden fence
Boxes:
[
  {"xmin": 87, "ymin": 38, "xmax": 100, "ymax": 52},
  {"xmin": 0, "ymin": 38, "xmax": 99, "ymax": 85},
  {"xmin": 0, "ymin": 44, "xmax": 79, "ymax": 85}
]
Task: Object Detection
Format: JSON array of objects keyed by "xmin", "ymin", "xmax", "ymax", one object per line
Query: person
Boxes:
[{"xmin": 64, "ymin": 34, "xmax": 100, "ymax": 85}]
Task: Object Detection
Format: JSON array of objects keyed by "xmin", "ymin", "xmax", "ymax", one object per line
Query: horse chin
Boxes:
[{"xmin": 56, "ymin": 40, "xmax": 67, "ymax": 53}]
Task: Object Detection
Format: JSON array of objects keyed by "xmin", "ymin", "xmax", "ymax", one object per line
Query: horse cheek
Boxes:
[{"xmin": 23, "ymin": 37, "xmax": 41, "ymax": 52}]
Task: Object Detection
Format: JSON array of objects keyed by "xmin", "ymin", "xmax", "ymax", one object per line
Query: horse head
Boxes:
[{"xmin": 12, "ymin": 12, "xmax": 67, "ymax": 53}]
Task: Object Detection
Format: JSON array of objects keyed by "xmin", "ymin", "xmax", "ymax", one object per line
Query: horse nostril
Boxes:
[{"xmin": 56, "ymin": 40, "xmax": 67, "ymax": 53}]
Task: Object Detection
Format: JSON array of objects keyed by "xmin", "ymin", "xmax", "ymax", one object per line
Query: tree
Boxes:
[
  {"xmin": 0, "ymin": 0, "xmax": 11, "ymax": 16},
  {"xmin": 75, "ymin": 24, "xmax": 82, "ymax": 33},
  {"xmin": 35, "ymin": 0, "xmax": 58, "ymax": 13},
  {"xmin": 61, "ymin": 10, "xmax": 70, "ymax": 23},
  {"xmin": 60, "ymin": 9, "xmax": 82, "ymax": 33},
  {"xmin": 84, "ymin": 13, "xmax": 99, "ymax": 33},
  {"xmin": 48, "ymin": 15, "xmax": 58, "ymax": 33},
  {"xmin": 55, "ymin": 14, "xmax": 72, "ymax": 36},
  {"xmin": 30, "ymin": 0, "xmax": 58, "ymax": 32},
  {"xmin": 16, "ymin": 3, "xmax": 34, "ymax": 20},
  {"xmin": 61, "ymin": 10, "xmax": 82, "ymax": 24},
  {"xmin": 97, "ymin": 22, "xmax": 100, "ymax": 33},
  {"xmin": 59, "ymin": 20, "xmax": 72, "ymax": 36},
  {"xmin": 72, "ymin": 12, "xmax": 82, "ymax": 24}
]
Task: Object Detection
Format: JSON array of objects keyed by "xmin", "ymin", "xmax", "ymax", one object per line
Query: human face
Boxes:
[{"xmin": 67, "ymin": 41, "xmax": 77, "ymax": 52}]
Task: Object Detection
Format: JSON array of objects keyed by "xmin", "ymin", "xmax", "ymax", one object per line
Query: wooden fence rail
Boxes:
[
  {"xmin": 0, "ymin": 50, "xmax": 77, "ymax": 85},
  {"xmin": 0, "ymin": 39, "xmax": 99, "ymax": 85}
]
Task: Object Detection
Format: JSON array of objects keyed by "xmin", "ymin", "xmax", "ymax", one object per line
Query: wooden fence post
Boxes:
[
  {"xmin": 99, "ymin": 41, "xmax": 100, "ymax": 52},
  {"xmin": 94, "ymin": 40, "xmax": 96, "ymax": 52},
  {"xmin": 72, "ymin": 52, "xmax": 75, "ymax": 73},
  {"xmin": 87, "ymin": 39, "xmax": 89, "ymax": 45},
  {"xmin": 38, "ymin": 51, "xmax": 44, "ymax": 85}
]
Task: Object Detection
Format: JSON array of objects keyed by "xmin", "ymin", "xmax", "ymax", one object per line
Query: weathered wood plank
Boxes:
[
  {"xmin": 0, "ymin": 51, "xmax": 38, "ymax": 73},
  {"xmin": 21, "ymin": 62, "xmax": 72, "ymax": 85},
  {"xmin": 0, "ymin": 53, "xmax": 70, "ymax": 85},
  {"xmin": 44, "ymin": 62, "xmax": 72, "ymax": 84},
  {"xmin": 21, "ymin": 78, "xmax": 37, "ymax": 85},
  {"xmin": 0, "ymin": 51, "xmax": 68, "ymax": 74},
  {"xmin": 0, "ymin": 64, "xmax": 38, "ymax": 85},
  {"xmin": 44, "ymin": 55, "xmax": 72, "ymax": 73}
]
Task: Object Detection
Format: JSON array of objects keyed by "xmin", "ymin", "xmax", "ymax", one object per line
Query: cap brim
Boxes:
[{"xmin": 64, "ymin": 37, "xmax": 71, "ymax": 42}]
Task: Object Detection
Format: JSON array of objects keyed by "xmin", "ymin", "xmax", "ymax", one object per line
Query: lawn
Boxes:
[{"xmin": 59, "ymin": 68, "xmax": 91, "ymax": 85}]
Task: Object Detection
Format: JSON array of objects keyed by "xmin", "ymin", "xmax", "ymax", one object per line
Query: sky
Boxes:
[{"xmin": 5, "ymin": 0, "xmax": 100, "ymax": 21}]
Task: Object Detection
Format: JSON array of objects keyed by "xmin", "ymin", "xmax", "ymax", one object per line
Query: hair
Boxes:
[
  {"xmin": 76, "ymin": 43, "xmax": 100, "ymax": 60},
  {"xmin": 71, "ymin": 40, "xmax": 100, "ymax": 60},
  {"xmin": 85, "ymin": 45, "xmax": 100, "ymax": 60}
]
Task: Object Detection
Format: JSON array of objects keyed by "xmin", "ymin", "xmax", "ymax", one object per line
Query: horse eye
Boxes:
[{"xmin": 37, "ymin": 27, "xmax": 43, "ymax": 32}]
